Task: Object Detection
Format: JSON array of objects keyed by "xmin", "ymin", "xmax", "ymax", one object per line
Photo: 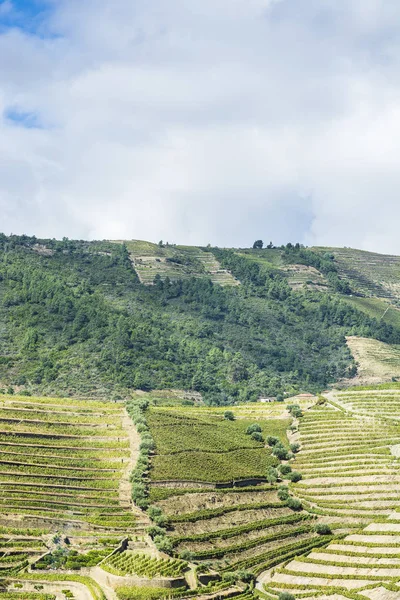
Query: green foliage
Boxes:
[
  {"xmin": 34, "ymin": 548, "xmax": 111, "ymax": 570},
  {"xmin": 286, "ymin": 497, "xmax": 302, "ymax": 511},
  {"xmin": 286, "ymin": 404, "xmax": 303, "ymax": 418},
  {"xmin": 103, "ymin": 551, "xmax": 187, "ymax": 577},
  {"xmin": 115, "ymin": 587, "xmax": 186, "ymax": 600},
  {"xmin": 286, "ymin": 471, "xmax": 302, "ymax": 483},
  {"xmin": 314, "ymin": 523, "xmax": 332, "ymax": 535},
  {"xmin": 224, "ymin": 410, "xmax": 235, "ymax": 421},
  {"xmin": 272, "ymin": 444, "xmax": 290, "ymax": 461},
  {"xmin": 267, "ymin": 466, "xmax": 279, "ymax": 484},
  {"xmin": 279, "ymin": 464, "xmax": 292, "ymax": 476},
  {"xmin": 267, "ymin": 436, "xmax": 279, "ymax": 446},
  {"xmin": 147, "ymin": 407, "xmax": 283, "ymax": 482},
  {"xmin": 277, "ymin": 486, "xmax": 289, "ymax": 501},
  {"xmin": 246, "ymin": 423, "xmax": 262, "ymax": 435},
  {"xmin": 251, "ymin": 431, "xmax": 264, "ymax": 442},
  {"xmin": 278, "ymin": 593, "xmax": 296, "ymax": 600}
]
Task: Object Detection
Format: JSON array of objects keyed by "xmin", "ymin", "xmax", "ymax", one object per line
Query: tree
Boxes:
[
  {"xmin": 279, "ymin": 593, "xmax": 296, "ymax": 600},
  {"xmin": 224, "ymin": 410, "xmax": 235, "ymax": 421},
  {"xmin": 315, "ymin": 523, "xmax": 332, "ymax": 535},
  {"xmin": 251, "ymin": 431, "xmax": 264, "ymax": 442},
  {"xmin": 287, "ymin": 497, "xmax": 302, "ymax": 511},
  {"xmin": 246, "ymin": 423, "xmax": 262, "ymax": 435},
  {"xmin": 267, "ymin": 436, "xmax": 279, "ymax": 446},
  {"xmin": 267, "ymin": 466, "xmax": 279, "ymax": 484},
  {"xmin": 252, "ymin": 240, "xmax": 263, "ymax": 249},
  {"xmin": 287, "ymin": 471, "xmax": 302, "ymax": 483},
  {"xmin": 279, "ymin": 464, "xmax": 292, "ymax": 476}
]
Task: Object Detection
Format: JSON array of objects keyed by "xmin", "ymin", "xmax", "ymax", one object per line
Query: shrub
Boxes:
[
  {"xmin": 279, "ymin": 464, "xmax": 292, "ymax": 475},
  {"xmin": 290, "ymin": 442, "xmax": 300, "ymax": 453},
  {"xmin": 267, "ymin": 436, "xmax": 279, "ymax": 446},
  {"xmin": 287, "ymin": 471, "xmax": 302, "ymax": 483},
  {"xmin": 153, "ymin": 535, "xmax": 173, "ymax": 554},
  {"xmin": 222, "ymin": 572, "xmax": 237, "ymax": 584},
  {"xmin": 147, "ymin": 525, "xmax": 166, "ymax": 538},
  {"xmin": 287, "ymin": 404, "xmax": 303, "ymax": 418},
  {"xmin": 278, "ymin": 487, "xmax": 289, "ymax": 501},
  {"xmin": 236, "ymin": 570, "xmax": 255, "ymax": 583},
  {"xmin": 279, "ymin": 593, "xmax": 296, "ymax": 600},
  {"xmin": 315, "ymin": 523, "xmax": 332, "ymax": 535},
  {"xmin": 224, "ymin": 411, "xmax": 235, "ymax": 421},
  {"xmin": 251, "ymin": 431, "xmax": 264, "ymax": 442},
  {"xmin": 272, "ymin": 445, "xmax": 290, "ymax": 460},
  {"xmin": 267, "ymin": 467, "xmax": 279, "ymax": 484},
  {"xmin": 179, "ymin": 550, "xmax": 193, "ymax": 561},
  {"xmin": 287, "ymin": 497, "xmax": 302, "ymax": 511},
  {"xmin": 246, "ymin": 423, "xmax": 262, "ymax": 435}
]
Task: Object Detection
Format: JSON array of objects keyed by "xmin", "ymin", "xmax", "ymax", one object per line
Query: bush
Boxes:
[
  {"xmin": 279, "ymin": 593, "xmax": 296, "ymax": 600},
  {"xmin": 222, "ymin": 572, "xmax": 237, "ymax": 584},
  {"xmin": 153, "ymin": 535, "xmax": 173, "ymax": 554},
  {"xmin": 287, "ymin": 404, "xmax": 303, "ymax": 418},
  {"xmin": 287, "ymin": 497, "xmax": 302, "ymax": 511},
  {"xmin": 246, "ymin": 423, "xmax": 262, "ymax": 435},
  {"xmin": 267, "ymin": 436, "xmax": 279, "ymax": 446},
  {"xmin": 315, "ymin": 523, "xmax": 332, "ymax": 535},
  {"xmin": 251, "ymin": 431, "xmax": 264, "ymax": 442},
  {"xmin": 272, "ymin": 445, "xmax": 290, "ymax": 460},
  {"xmin": 224, "ymin": 411, "xmax": 235, "ymax": 421},
  {"xmin": 279, "ymin": 464, "xmax": 292, "ymax": 475},
  {"xmin": 236, "ymin": 570, "xmax": 255, "ymax": 583},
  {"xmin": 290, "ymin": 443, "xmax": 300, "ymax": 453},
  {"xmin": 278, "ymin": 487, "xmax": 289, "ymax": 501},
  {"xmin": 179, "ymin": 550, "xmax": 193, "ymax": 561},
  {"xmin": 147, "ymin": 525, "xmax": 166, "ymax": 538},
  {"xmin": 287, "ymin": 471, "xmax": 302, "ymax": 483},
  {"xmin": 267, "ymin": 466, "xmax": 279, "ymax": 484}
]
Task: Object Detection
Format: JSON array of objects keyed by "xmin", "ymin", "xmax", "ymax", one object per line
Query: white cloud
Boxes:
[{"xmin": 1, "ymin": 0, "xmax": 400, "ymax": 250}]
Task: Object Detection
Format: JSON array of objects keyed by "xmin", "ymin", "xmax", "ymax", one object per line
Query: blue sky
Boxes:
[
  {"xmin": 0, "ymin": 0, "xmax": 50, "ymax": 34},
  {"xmin": 1, "ymin": 0, "xmax": 400, "ymax": 251}
]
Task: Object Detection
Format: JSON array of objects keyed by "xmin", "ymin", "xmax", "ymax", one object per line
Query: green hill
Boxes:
[{"xmin": 0, "ymin": 235, "xmax": 400, "ymax": 400}]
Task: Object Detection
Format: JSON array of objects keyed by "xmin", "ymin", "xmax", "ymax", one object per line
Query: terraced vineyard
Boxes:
[
  {"xmin": 102, "ymin": 551, "xmax": 187, "ymax": 577},
  {"xmin": 147, "ymin": 405, "xmax": 288, "ymax": 483},
  {"xmin": 119, "ymin": 240, "xmax": 238, "ymax": 286},
  {"xmin": 345, "ymin": 337, "xmax": 400, "ymax": 386},
  {"xmin": 263, "ymin": 388, "xmax": 400, "ymax": 598},
  {"xmin": 0, "ymin": 393, "xmax": 138, "ymax": 600},
  {"xmin": 143, "ymin": 399, "xmax": 336, "ymax": 579},
  {"xmin": 317, "ymin": 247, "xmax": 400, "ymax": 301}
]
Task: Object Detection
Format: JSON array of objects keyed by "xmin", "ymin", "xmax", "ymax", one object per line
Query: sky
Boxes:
[{"xmin": 1, "ymin": 0, "xmax": 400, "ymax": 251}]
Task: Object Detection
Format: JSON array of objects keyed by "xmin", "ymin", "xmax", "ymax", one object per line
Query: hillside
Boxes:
[
  {"xmin": 3, "ymin": 236, "xmax": 400, "ymax": 598},
  {"xmin": 1, "ymin": 235, "xmax": 400, "ymax": 402}
]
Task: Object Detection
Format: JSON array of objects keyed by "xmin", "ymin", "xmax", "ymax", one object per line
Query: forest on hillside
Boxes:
[{"xmin": 0, "ymin": 234, "xmax": 398, "ymax": 402}]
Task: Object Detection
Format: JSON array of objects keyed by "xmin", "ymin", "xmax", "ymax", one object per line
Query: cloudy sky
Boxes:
[{"xmin": 1, "ymin": 0, "xmax": 400, "ymax": 251}]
